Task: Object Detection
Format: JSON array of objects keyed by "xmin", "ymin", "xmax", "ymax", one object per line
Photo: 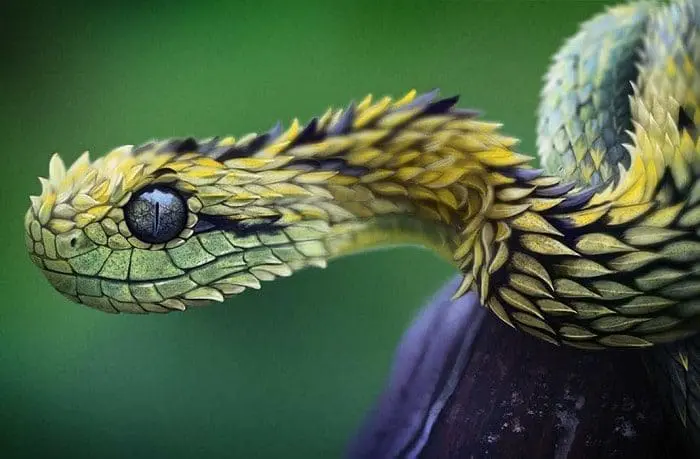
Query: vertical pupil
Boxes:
[
  {"xmin": 154, "ymin": 202, "xmax": 160, "ymax": 235},
  {"xmin": 124, "ymin": 185, "xmax": 187, "ymax": 244}
]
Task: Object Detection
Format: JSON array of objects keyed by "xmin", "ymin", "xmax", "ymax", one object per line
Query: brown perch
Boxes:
[{"xmin": 348, "ymin": 277, "xmax": 690, "ymax": 458}]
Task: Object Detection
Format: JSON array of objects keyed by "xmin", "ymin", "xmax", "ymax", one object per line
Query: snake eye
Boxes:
[{"xmin": 124, "ymin": 185, "xmax": 187, "ymax": 244}]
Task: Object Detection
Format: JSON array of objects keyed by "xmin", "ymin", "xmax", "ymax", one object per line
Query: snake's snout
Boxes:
[{"xmin": 24, "ymin": 205, "xmax": 110, "ymax": 311}]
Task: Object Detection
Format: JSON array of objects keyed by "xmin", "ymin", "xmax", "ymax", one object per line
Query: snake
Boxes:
[{"xmin": 22, "ymin": 0, "xmax": 700, "ymax": 453}]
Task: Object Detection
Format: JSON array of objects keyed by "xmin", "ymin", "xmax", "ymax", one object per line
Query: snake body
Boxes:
[{"xmin": 24, "ymin": 0, "xmax": 700, "ymax": 452}]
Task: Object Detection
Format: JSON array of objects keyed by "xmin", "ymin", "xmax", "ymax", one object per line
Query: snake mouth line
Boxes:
[
  {"xmin": 33, "ymin": 236, "xmax": 331, "ymax": 314},
  {"xmin": 38, "ymin": 267, "xmax": 257, "ymax": 314}
]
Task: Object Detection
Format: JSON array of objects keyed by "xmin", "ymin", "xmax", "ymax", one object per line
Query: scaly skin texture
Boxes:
[
  {"xmin": 24, "ymin": 91, "xmax": 700, "ymax": 347},
  {"xmin": 537, "ymin": 1, "xmax": 655, "ymax": 186},
  {"xmin": 22, "ymin": 0, "xmax": 700, "ymax": 448}
]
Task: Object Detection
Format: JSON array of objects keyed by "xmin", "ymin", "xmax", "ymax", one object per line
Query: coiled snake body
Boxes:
[{"xmin": 24, "ymin": 0, "xmax": 700, "ymax": 452}]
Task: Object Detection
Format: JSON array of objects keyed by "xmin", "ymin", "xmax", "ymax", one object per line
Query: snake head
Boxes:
[{"xmin": 25, "ymin": 141, "xmax": 338, "ymax": 314}]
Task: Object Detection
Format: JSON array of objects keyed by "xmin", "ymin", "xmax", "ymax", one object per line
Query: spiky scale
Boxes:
[
  {"xmin": 520, "ymin": 234, "xmax": 580, "ymax": 257},
  {"xmin": 571, "ymin": 302, "xmax": 616, "ymax": 320},
  {"xmin": 679, "ymin": 206, "xmax": 700, "ymax": 227},
  {"xmin": 592, "ymin": 316, "xmax": 650, "ymax": 333},
  {"xmin": 512, "ymin": 312, "xmax": 557, "ymax": 335},
  {"xmin": 616, "ymin": 295, "xmax": 675, "ymax": 315},
  {"xmin": 499, "ymin": 287, "xmax": 544, "ymax": 320},
  {"xmin": 608, "ymin": 251, "xmax": 662, "ymax": 271},
  {"xmin": 553, "ymin": 258, "xmax": 614, "ymax": 278},
  {"xmin": 575, "ymin": 233, "xmax": 635, "ymax": 254},
  {"xmin": 510, "ymin": 252, "xmax": 553, "ymax": 290},
  {"xmin": 554, "ymin": 279, "xmax": 601, "ymax": 299},
  {"xmin": 487, "ymin": 296, "xmax": 514, "ymax": 328},
  {"xmin": 623, "ymin": 226, "xmax": 688, "ymax": 245},
  {"xmin": 607, "ymin": 202, "xmax": 655, "ymax": 225},
  {"xmin": 509, "ymin": 274, "xmax": 553, "ymax": 299},
  {"xmin": 644, "ymin": 202, "xmax": 686, "ymax": 227},
  {"xmin": 554, "ymin": 202, "xmax": 612, "ymax": 227},
  {"xmin": 537, "ymin": 299, "xmax": 576, "ymax": 316},
  {"xmin": 598, "ymin": 335, "xmax": 653, "ymax": 348},
  {"xmin": 635, "ymin": 268, "xmax": 688, "ymax": 290},
  {"xmin": 510, "ymin": 212, "xmax": 563, "ymax": 236},
  {"xmin": 592, "ymin": 280, "xmax": 641, "ymax": 300},
  {"xmin": 560, "ymin": 325, "xmax": 597, "ymax": 340}
]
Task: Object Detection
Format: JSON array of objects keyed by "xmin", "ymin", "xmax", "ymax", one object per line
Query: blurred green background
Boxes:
[{"xmin": 1, "ymin": 1, "xmax": 620, "ymax": 457}]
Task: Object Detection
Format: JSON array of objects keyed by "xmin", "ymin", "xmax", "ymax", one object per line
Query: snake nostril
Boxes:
[{"xmin": 70, "ymin": 237, "xmax": 77, "ymax": 248}]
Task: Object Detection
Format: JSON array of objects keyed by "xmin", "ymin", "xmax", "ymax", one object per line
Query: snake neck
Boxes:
[{"xmin": 242, "ymin": 93, "xmax": 538, "ymax": 273}]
